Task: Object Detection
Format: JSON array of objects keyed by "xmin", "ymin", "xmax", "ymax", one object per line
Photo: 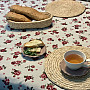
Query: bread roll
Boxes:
[
  {"xmin": 24, "ymin": 39, "xmax": 45, "ymax": 48},
  {"xmin": 10, "ymin": 5, "xmax": 49, "ymax": 21},
  {"xmin": 6, "ymin": 12, "xmax": 31, "ymax": 22}
]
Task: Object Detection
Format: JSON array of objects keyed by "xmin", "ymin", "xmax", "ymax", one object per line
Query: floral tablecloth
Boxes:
[{"xmin": 0, "ymin": 0, "xmax": 90, "ymax": 90}]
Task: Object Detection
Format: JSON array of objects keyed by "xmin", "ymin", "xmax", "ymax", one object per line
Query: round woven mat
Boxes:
[
  {"xmin": 45, "ymin": 1, "xmax": 85, "ymax": 17},
  {"xmin": 44, "ymin": 46, "xmax": 90, "ymax": 90}
]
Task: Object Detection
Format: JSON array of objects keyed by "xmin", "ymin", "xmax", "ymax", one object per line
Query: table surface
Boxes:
[{"xmin": 0, "ymin": 0, "xmax": 90, "ymax": 90}]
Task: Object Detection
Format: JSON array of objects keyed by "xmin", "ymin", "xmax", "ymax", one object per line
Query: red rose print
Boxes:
[
  {"xmin": 0, "ymin": 25, "xmax": 4, "ymax": 28},
  {"xmin": 21, "ymin": 36, "xmax": 27, "ymax": 39},
  {"xmin": 78, "ymin": 21, "xmax": 81, "ymax": 23},
  {"xmin": 31, "ymin": 65, "xmax": 35, "ymax": 68},
  {"xmin": 13, "ymin": 70, "xmax": 21, "ymax": 76},
  {"xmin": 26, "ymin": 76, "xmax": 32, "ymax": 80},
  {"xmin": 61, "ymin": 22, "xmax": 67, "ymax": 25},
  {"xmin": 61, "ymin": 27, "xmax": 67, "ymax": 31},
  {"xmin": 31, "ymin": 1, "xmax": 35, "ymax": 4},
  {"xmin": 30, "ymin": 69, "xmax": 33, "ymax": 71},
  {"xmin": 86, "ymin": 11, "xmax": 90, "ymax": 14},
  {"xmin": 24, "ymin": 76, "xmax": 33, "ymax": 82},
  {"xmin": 73, "ymin": 40, "xmax": 80, "ymax": 45},
  {"xmin": 52, "ymin": 44, "xmax": 58, "ymax": 49},
  {"xmin": 0, "ymin": 48, "xmax": 7, "ymax": 52},
  {"xmin": 5, "ymin": 40, "xmax": 12, "ymax": 44},
  {"xmin": 23, "ymin": 60, "xmax": 26, "ymax": 63},
  {"xmin": 1, "ymin": 30, "xmax": 6, "ymax": 34},
  {"xmin": 0, "ymin": 65, "xmax": 6, "ymax": 70},
  {"xmin": 43, "ymin": 33, "xmax": 47, "ymax": 35},
  {"xmin": 73, "ymin": 18, "xmax": 78, "ymax": 22},
  {"xmin": 62, "ymin": 41, "xmax": 68, "ymax": 45},
  {"xmin": 0, "ymin": 4, "xmax": 4, "ymax": 7},
  {"xmin": 55, "ymin": 32, "xmax": 59, "ymax": 34},
  {"xmin": 11, "ymin": 60, "xmax": 25, "ymax": 66},
  {"xmin": 83, "ymin": 17, "xmax": 86, "ymax": 19},
  {"xmin": 52, "ymin": 20, "xmax": 55, "ymax": 23},
  {"xmin": 28, "ymin": 69, "xmax": 30, "ymax": 71},
  {"xmin": 14, "ymin": 51, "xmax": 21, "ymax": 55},
  {"xmin": 13, "ymin": 55, "xmax": 18, "ymax": 59},
  {"xmin": 0, "ymin": 55, "xmax": 3, "ymax": 61},
  {"xmin": 85, "ymin": 21, "xmax": 89, "ymax": 23},
  {"xmin": 41, "ymin": 85, "xmax": 45, "ymax": 89},
  {"xmin": 52, "ymin": 30, "xmax": 59, "ymax": 34},
  {"xmin": 48, "ymin": 51, "xmax": 51, "ymax": 53},
  {"xmin": 5, "ymin": 56, "xmax": 9, "ymax": 60},
  {"xmin": 25, "ymin": 65, "xmax": 36, "ymax": 72},
  {"xmin": 79, "ymin": 30, "xmax": 83, "ymax": 33},
  {"xmin": 8, "ymin": 34, "xmax": 15, "ymax": 38},
  {"xmin": 58, "ymin": 38, "xmax": 62, "ymax": 41},
  {"xmin": 80, "ymin": 36, "xmax": 87, "ymax": 41},
  {"xmin": 7, "ymin": 85, "xmax": 13, "ymax": 90},
  {"xmin": 66, "ymin": 34, "xmax": 71, "ymax": 37},
  {"xmin": 82, "ymin": 37, "xmax": 87, "ymax": 41},
  {"xmin": 74, "ymin": 25, "xmax": 80, "ymax": 29},
  {"xmin": 2, "ymin": 77, "xmax": 10, "ymax": 85},
  {"xmin": 27, "ymin": 34, "xmax": 31, "ymax": 36},
  {"xmin": 31, "ymin": 5, "xmax": 36, "ymax": 8},
  {"xmin": 47, "ymin": 38, "xmax": 53, "ymax": 41},
  {"xmin": 87, "ymin": 16, "xmax": 90, "ymax": 20},
  {"xmin": 42, "ymin": 4, "xmax": 47, "ymax": 6},
  {"xmin": 1, "ymin": 8, "xmax": 5, "ymax": 10},
  {"xmin": 0, "ymin": 66, "xmax": 3, "ymax": 70},
  {"xmin": 35, "ymin": 32, "xmax": 40, "ymax": 35},
  {"xmin": 41, "ymin": 73, "xmax": 47, "ymax": 79},
  {"xmin": 15, "ymin": 42, "xmax": 22, "ymax": 47},
  {"xmin": 41, "ymin": 7, "xmax": 45, "ymax": 11},
  {"xmin": 15, "ymin": 61, "xmax": 21, "ymax": 64},
  {"xmin": 77, "ymin": 45, "xmax": 82, "ymax": 46},
  {"xmin": 11, "ymin": 61, "xmax": 16, "ymax": 65},
  {"xmin": 53, "ymin": 30, "xmax": 56, "ymax": 33},
  {"xmin": 87, "ymin": 23, "xmax": 90, "ymax": 26},
  {"xmin": 4, "ymin": 79, "xmax": 9, "ymax": 85},
  {"xmin": 84, "ymin": 30, "xmax": 87, "ymax": 32},
  {"xmin": 76, "ymin": 30, "xmax": 83, "ymax": 34},
  {"xmin": 46, "ymin": 84, "xmax": 53, "ymax": 90}
]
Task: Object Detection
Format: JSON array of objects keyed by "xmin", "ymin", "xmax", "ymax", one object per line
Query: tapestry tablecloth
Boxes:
[{"xmin": 0, "ymin": 0, "xmax": 90, "ymax": 90}]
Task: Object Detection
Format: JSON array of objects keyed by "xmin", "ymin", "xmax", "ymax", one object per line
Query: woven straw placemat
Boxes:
[
  {"xmin": 44, "ymin": 46, "xmax": 90, "ymax": 90},
  {"xmin": 45, "ymin": 1, "xmax": 85, "ymax": 17}
]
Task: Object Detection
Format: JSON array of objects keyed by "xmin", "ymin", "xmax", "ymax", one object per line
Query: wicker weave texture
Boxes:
[
  {"xmin": 45, "ymin": 1, "xmax": 85, "ymax": 17},
  {"xmin": 7, "ymin": 12, "xmax": 52, "ymax": 29},
  {"xmin": 44, "ymin": 46, "xmax": 90, "ymax": 90}
]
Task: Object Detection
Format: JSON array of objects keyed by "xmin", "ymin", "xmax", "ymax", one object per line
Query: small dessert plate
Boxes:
[
  {"xmin": 22, "ymin": 39, "xmax": 46, "ymax": 58},
  {"xmin": 60, "ymin": 60, "xmax": 90, "ymax": 77},
  {"xmin": 22, "ymin": 45, "xmax": 46, "ymax": 58}
]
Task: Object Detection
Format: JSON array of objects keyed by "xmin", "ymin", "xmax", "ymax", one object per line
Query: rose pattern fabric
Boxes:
[{"xmin": 0, "ymin": 0, "xmax": 90, "ymax": 90}]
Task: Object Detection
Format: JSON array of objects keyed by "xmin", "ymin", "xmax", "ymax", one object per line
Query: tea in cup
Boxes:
[{"xmin": 64, "ymin": 50, "xmax": 90, "ymax": 70}]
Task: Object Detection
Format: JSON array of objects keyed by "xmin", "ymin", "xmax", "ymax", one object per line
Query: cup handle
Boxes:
[{"xmin": 83, "ymin": 59, "xmax": 90, "ymax": 68}]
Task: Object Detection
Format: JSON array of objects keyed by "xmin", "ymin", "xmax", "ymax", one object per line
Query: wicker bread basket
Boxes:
[{"xmin": 7, "ymin": 12, "xmax": 52, "ymax": 29}]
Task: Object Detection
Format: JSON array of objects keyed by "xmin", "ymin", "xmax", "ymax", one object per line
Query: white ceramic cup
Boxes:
[{"xmin": 64, "ymin": 50, "xmax": 90, "ymax": 70}]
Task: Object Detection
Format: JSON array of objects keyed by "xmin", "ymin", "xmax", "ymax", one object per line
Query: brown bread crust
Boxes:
[
  {"xmin": 6, "ymin": 12, "xmax": 31, "ymax": 22},
  {"xmin": 10, "ymin": 5, "xmax": 49, "ymax": 21}
]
